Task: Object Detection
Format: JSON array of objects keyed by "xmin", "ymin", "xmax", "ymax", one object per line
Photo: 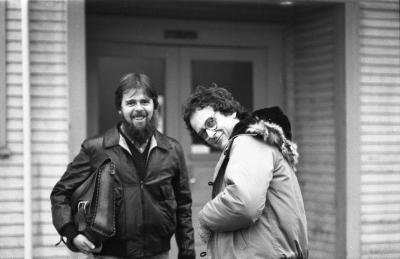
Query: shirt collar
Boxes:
[{"xmin": 119, "ymin": 133, "xmax": 157, "ymax": 156}]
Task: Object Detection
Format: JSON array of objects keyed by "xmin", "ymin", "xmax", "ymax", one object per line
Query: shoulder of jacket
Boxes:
[
  {"xmin": 164, "ymin": 135, "xmax": 180, "ymax": 145},
  {"xmin": 227, "ymin": 133, "xmax": 275, "ymax": 155},
  {"xmin": 231, "ymin": 133, "xmax": 272, "ymax": 148},
  {"xmin": 81, "ymin": 134, "xmax": 104, "ymax": 152},
  {"xmin": 155, "ymin": 132, "xmax": 183, "ymax": 152}
]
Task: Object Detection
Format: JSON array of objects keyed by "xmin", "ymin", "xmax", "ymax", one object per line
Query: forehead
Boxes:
[
  {"xmin": 189, "ymin": 106, "xmax": 215, "ymax": 132},
  {"xmin": 122, "ymin": 88, "xmax": 150, "ymax": 100}
]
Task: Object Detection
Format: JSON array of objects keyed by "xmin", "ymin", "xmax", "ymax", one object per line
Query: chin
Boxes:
[
  {"xmin": 132, "ymin": 122, "xmax": 147, "ymax": 128},
  {"xmin": 221, "ymin": 138, "xmax": 230, "ymax": 148}
]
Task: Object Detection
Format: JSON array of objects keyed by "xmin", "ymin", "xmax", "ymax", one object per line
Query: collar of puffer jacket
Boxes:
[
  {"xmin": 230, "ymin": 115, "xmax": 299, "ymax": 172},
  {"xmin": 245, "ymin": 120, "xmax": 299, "ymax": 171}
]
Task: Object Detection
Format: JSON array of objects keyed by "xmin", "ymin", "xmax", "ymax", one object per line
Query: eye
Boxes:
[
  {"xmin": 126, "ymin": 100, "xmax": 136, "ymax": 106},
  {"xmin": 140, "ymin": 99, "xmax": 151, "ymax": 105},
  {"xmin": 205, "ymin": 117, "xmax": 217, "ymax": 129}
]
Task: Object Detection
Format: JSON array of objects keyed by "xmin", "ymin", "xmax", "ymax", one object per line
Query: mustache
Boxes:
[{"xmin": 132, "ymin": 111, "xmax": 147, "ymax": 117}]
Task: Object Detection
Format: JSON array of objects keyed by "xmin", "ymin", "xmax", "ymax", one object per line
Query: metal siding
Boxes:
[
  {"xmin": 293, "ymin": 8, "xmax": 337, "ymax": 259},
  {"xmin": 0, "ymin": 1, "xmax": 70, "ymax": 258},
  {"xmin": 359, "ymin": 0, "xmax": 400, "ymax": 258}
]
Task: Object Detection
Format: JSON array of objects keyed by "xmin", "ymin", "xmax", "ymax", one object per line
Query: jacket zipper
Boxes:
[
  {"xmin": 125, "ymin": 146, "xmax": 146, "ymax": 256},
  {"xmin": 140, "ymin": 178, "xmax": 145, "ymax": 255},
  {"xmin": 140, "ymin": 147, "xmax": 154, "ymax": 256}
]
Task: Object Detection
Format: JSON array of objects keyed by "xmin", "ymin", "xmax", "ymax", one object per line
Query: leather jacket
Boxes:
[{"xmin": 51, "ymin": 126, "xmax": 195, "ymax": 258}]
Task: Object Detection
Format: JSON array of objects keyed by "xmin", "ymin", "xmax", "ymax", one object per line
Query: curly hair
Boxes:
[{"xmin": 182, "ymin": 84, "xmax": 246, "ymax": 138}]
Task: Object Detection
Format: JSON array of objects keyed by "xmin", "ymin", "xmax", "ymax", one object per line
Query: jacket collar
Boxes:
[
  {"xmin": 103, "ymin": 125, "xmax": 171, "ymax": 151},
  {"xmin": 103, "ymin": 126, "xmax": 121, "ymax": 148},
  {"xmin": 152, "ymin": 130, "xmax": 172, "ymax": 150}
]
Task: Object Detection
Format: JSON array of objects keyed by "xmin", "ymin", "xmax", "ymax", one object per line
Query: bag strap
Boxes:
[
  {"xmin": 211, "ymin": 139, "xmax": 235, "ymax": 199},
  {"xmin": 90, "ymin": 162, "xmax": 116, "ymax": 237},
  {"xmin": 77, "ymin": 201, "xmax": 88, "ymax": 231}
]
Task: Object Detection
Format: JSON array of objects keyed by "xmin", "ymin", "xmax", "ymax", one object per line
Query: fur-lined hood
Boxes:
[{"xmin": 245, "ymin": 120, "xmax": 299, "ymax": 171}]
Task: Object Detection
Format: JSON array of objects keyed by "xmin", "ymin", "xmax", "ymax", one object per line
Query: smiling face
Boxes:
[
  {"xmin": 119, "ymin": 88, "xmax": 155, "ymax": 128},
  {"xmin": 118, "ymin": 88, "xmax": 157, "ymax": 144},
  {"xmin": 189, "ymin": 106, "xmax": 239, "ymax": 150}
]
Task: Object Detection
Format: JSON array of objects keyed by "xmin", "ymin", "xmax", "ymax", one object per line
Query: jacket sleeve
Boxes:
[
  {"xmin": 199, "ymin": 135, "xmax": 274, "ymax": 232},
  {"xmin": 50, "ymin": 144, "xmax": 92, "ymax": 236},
  {"xmin": 172, "ymin": 142, "xmax": 196, "ymax": 259}
]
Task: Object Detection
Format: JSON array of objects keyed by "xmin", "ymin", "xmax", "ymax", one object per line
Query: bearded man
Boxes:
[{"xmin": 51, "ymin": 73, "xmax": 195, "ymax": 259}]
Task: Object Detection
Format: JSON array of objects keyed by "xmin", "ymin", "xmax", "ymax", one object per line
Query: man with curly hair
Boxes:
[{"xmin": 183, "ymin": 85, "xmax": 308, "ymax": 259}]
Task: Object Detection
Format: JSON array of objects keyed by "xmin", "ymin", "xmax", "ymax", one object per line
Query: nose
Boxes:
[
  {"xmin": 134, "ymin": 103, "xmax": 144, "ymax": 109},
  {"xmin": 132, "ymin": 103, "xmax": 146, "ymax": 112},
  {"xmin": 131, "ymin": 105, "xmax": 147, "ymax": 117}
]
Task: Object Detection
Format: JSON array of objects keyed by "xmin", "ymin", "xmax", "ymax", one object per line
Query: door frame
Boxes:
[{"xmin": 67, "ymin": 0, "xmax": 86, "ymax": 157}]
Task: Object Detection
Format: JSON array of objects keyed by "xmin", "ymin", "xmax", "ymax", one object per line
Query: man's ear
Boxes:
[{"xmin": 118, "ymin": 110, "xmax": 122, "ymax": 116}]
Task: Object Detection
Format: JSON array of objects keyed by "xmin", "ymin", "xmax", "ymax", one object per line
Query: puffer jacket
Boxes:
[
  {"xmin": 198, "ymin": 119, "xmax": 308, "ymax": 259},
  {"xmin": 51, "ymin": 126, "xmax": 195, "ymax": 258}
]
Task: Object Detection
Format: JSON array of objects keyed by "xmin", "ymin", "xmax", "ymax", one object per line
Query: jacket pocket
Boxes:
[
  {"xmin": 159, "ymin": 184, "xmax": 177, "ymax": 227},
  {"xmin": 160, "ymin": 184, "xmax": 175, "ymax": 200},
  {"xmin": 145, "ymin": 183, "xmax": 177, "ymax": 238}
]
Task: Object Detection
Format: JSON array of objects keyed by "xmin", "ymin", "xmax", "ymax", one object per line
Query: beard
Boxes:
[{"xmin": 121, "ymin": 112, "xmax": 158, "ymax": 145}]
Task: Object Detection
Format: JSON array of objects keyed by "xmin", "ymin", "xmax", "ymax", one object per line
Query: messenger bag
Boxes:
[{"xmin": 67, "ymin": 158, "xmax": 117, "ymax": 252}]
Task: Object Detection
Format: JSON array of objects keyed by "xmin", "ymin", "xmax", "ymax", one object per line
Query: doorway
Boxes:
[{"xmin": 86, "ymin": 16, "xmax": 283, "ymax": 255}]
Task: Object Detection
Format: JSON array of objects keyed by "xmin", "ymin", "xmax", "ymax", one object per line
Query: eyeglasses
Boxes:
[{"xmin": 198, "ymin": 115, "xmax": 217, "ymax": 140}]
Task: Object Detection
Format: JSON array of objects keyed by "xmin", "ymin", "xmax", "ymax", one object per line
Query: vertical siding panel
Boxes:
[
  {"xmin": 0, "ymin": 0, "xmax": 8, "ymax": 157},
  {"xmin": 293, "ymin": 8, "xmax": 337, "ymax": 259},
  {"xmin": 0, "ymin": 0, "xmax": 70, "ymax": 258},
  {"xmin": 359, "ymin": 1, "xmax": 400, "ymax": 258},
  {"xmin": 0, "ymin": 1, "xmax": 24, "ymax": 258},
  {"xmin": 29, "ymin": 0, "xmax": 70, "ymax": 258}
]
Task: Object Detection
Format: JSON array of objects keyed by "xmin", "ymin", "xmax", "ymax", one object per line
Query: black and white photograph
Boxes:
[{"xmin": 0, "ymin": 0, "xmax": 399, "ymax": 258}]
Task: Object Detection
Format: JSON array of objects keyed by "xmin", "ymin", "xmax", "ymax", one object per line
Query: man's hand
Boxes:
[
  {"xmin": 198, "ymin": 225, "xmax": 212, "ymax": 244},
  {"xmin": 72, "ymin": 234, "xmax": 99, "ymax": 254}
]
